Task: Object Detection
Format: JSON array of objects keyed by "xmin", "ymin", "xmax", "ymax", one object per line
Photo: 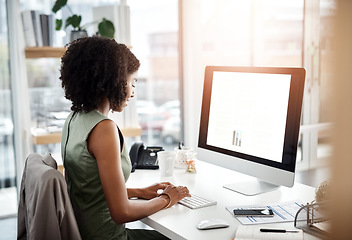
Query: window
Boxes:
[
  {"xmin": 20, "ymin": 0, "xmax": 68, "ymax": 159},
  {"xmin": 0, "ymin": 0, "xmax": 16, "ymax": 217},
  {"xmin": 21, "ymin": 0, "xmax": 182, "ymax": 155},
  {"xmin": 182, "ymin": 0, "xmax": 334, "ymax": 170},
  {"xmin": 129, "ymin": 0, "xmax": 180, "ymax": 149}
]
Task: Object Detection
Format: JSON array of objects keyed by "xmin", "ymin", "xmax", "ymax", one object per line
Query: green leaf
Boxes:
[
  {"xmin": 52, "ymin": 0, "xmax": 68, "ymax": 13},
  {"xmin": 55, "ymin": 19, "xmax": 63, "ymax": 30},
  {"xmin": 98, "ymin": 18, "xmax": 115, "ymax": 38},
  {"xmin": 65, "ymin": 15, "xmax": 82, "ymax": 30}
]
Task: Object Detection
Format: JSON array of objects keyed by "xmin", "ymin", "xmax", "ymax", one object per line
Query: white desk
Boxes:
[{"xmin": 127, "ymin": 160, "xmax": 319, "ymax": 240}]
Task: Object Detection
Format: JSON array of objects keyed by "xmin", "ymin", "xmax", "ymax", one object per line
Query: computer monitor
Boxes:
[{"xmin": 198, "ymin": 66, "xmax": 305, "ymax": 196}]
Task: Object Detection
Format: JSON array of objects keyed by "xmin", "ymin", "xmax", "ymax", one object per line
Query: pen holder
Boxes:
[{"xmin": 174, "ymin": 147, "xmax": 192, "ymax": 169}]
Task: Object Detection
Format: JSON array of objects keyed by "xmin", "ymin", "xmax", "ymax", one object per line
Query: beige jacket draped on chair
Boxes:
[{"xmin": 17, "ymin": 153, "xmax": 81, "ymax": 240}]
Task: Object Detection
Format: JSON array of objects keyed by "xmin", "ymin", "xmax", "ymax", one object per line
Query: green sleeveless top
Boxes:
[{"xmin": 61, "ymin": 110, "xmax": 132, "ymax": 240}]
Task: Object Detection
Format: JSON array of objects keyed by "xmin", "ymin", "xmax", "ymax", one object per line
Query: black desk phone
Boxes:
[{"xmin": 129, "ymin": 142, "xmax": 164, "ymax": 172}]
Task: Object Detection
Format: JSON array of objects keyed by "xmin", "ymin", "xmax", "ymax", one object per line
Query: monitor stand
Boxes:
[{"xmin": 223, "ymin": 180, "xmax": 279, "ymax": 196}]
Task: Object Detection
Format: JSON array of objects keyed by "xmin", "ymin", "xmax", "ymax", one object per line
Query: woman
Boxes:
[{"xmin": 60, "ymin": 36, "xmax": 190, "ymax": 240}]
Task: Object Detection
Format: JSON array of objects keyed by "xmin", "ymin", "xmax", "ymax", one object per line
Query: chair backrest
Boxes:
[{"xmin": 17, "ymin": 153, "xmax": 81, "ymax": 240}]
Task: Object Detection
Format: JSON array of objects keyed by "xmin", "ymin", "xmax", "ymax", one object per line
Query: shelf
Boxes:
[
  {"xmin": 24, "ymin": 45, "xmax": 131, "ymax": 58},
  {"xmin": 32, "ymin": 130, "xmax": 62, "ymax": 145},
  {"xmin": 120, "ymin": 127, "xmax": 142, "ymax": 137},
  {"xmin": 25, "ymin": 47, "xmax": 66, "ymax": 58},
  {"xmin": 32, "ymin": 126, "xmax": 142, "ymax": 145}
]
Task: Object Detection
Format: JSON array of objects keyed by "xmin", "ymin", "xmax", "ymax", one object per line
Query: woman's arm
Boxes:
[
  {"xmin": 88, "ymin": 119, "xmax": 190, "ymax": 224},
  {"xmin": 127, "ymin": 182, "xmax": 172, "ymax": 199}
]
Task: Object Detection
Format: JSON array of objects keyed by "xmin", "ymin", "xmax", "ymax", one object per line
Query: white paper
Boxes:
[
  {"xmin": 235, "ymin": 225, "xmax": 303, "ymax": 240},
  {"xmin": 226, "ymin": 200, "xmax": 303, "ymax": 225}
]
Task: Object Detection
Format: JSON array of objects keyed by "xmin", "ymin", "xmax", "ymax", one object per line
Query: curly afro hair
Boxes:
[{"xmin": 60, "ymin": 36, "xmax": 140, "ymax": 112}]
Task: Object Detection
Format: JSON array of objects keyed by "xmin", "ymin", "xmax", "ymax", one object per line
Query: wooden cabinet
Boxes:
[{"xmin": 26, "ymin": 47, "xmax": 142, "ymax": 144}]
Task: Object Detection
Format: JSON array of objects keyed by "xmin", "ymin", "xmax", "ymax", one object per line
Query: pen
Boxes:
[{"xmin": 260, "ymin": 228, "xmax": 299, "ymax": 233}]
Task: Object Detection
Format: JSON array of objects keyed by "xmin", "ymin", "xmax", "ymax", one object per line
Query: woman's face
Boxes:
[{"xmin": 116, "ymin": 71, "xmax": 138, "ymax": 112}]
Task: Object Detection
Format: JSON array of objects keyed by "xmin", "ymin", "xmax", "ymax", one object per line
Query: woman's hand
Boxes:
[
  {"xmin": 138, "ymin": 182, "xmax": 173, "ymax": 200},
  {"xmin": 159, "ymin": 185, "xmax": 191, "ymax": 209}
]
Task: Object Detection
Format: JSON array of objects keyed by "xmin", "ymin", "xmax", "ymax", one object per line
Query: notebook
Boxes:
[{"xmin": 235, "ymin": 225, "xmax": 303, "ymax": 240}]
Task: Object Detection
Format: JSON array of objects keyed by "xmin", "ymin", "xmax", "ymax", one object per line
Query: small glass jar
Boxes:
[{"xmin": 186, "ymin": 152, "xmax": 197, "ymax": 173}]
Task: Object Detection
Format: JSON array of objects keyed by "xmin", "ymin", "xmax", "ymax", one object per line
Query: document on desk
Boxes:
[
  {"xmin": 235, "ymin": 225, "xmax": 303, "ymax": 240},
  {"xmin": 226, "ymin": 200, "xmax": 303, "ymax": 225}
]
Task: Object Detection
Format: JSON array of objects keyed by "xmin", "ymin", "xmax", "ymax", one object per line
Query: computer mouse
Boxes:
[{"xmin": 196, "ymin": 218, "xmax": 230, "ymax": 230}]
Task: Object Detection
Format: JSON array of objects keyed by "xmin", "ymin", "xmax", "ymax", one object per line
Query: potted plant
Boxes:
[{"xmin": 52, "ymin": 0, "xmax": 115, "ymax": 41}]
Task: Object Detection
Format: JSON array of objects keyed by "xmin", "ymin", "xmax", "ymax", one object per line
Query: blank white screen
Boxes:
[{"xmin": 207, "ymin": 71, "xmax": 291, "ymax": 163}]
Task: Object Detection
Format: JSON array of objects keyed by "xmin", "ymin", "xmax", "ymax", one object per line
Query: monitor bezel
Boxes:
[{"xmin": 198, "ymin": 66, "xmax": 306, "ymax": 174}]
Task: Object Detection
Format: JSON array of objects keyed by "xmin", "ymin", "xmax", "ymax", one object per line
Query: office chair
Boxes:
[{"xmin": 17, "ymin": 153, "xmax": 81, "ymax": 240}]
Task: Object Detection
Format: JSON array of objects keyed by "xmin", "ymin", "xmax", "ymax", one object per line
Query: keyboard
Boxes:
[{"xmin": 178, "ymin": 194, "xmax": 217, "ymax": 209}]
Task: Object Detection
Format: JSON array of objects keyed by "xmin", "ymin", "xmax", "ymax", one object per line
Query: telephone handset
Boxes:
[{"xmin": 129, "ymin": 142, "xmax": 164, "ymax": 172}]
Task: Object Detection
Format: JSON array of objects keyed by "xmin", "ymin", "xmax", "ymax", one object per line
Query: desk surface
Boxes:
[{"xmin": 126, "ymin": 160, "xmax": 319, "ymax": 240}]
